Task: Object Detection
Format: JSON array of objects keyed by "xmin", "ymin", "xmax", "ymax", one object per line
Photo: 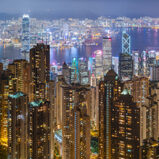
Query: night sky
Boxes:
[{"xmin": 1, "ymin": 0, "xmax": 159, "ymax": 19}]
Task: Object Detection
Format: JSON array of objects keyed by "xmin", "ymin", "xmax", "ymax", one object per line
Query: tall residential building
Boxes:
[
  {"xmin": 102, "ymin": 37, "xmax": 112, "ymax": 75},
  {"xmin": 55, "ymin": 75, "xmax": 66, "ymax": 129},
  {"xmin": 8, "ymin": 59, "xmax": 31, "ymax": 99},
  {"xmin": 30, "ymin": 43, "xmax": 50, "ymax": 100},
  {"xmin": 111, "ymin": 91, "xmax": 140, "ymax": 159},
  {"xmin": 90, "ymin": 86, "xmax": 99, "ymax": 129},
  {"xmin": 29, "ymin": 101, "xmax": 51, "ymax": 159},
  {"xmin": 141, "ymin": 138, "xmax": 159, "ymax": 159},
  {"xmin": 8, "ymin": 92, "xmax": 29, "ymax": 159},
  {"xmin": 99, "ymin": 70, "xmax": 140, "ymax": 159},
  {"xmin": 119, "ymin": 53, "xmax": 133, "ymax": 81},
  {"xmin": 62, "ymin": 84, "xmax": 90, "ymax": 159},
  {"xmin": 0, "ymin": 71, "xmax": 9, "ymax": 150},
  {"xmin": 22, "ymin": 14, "xmax": 30, "ymax": 61},
  {"xmin": 149, "ymin": 81, "xmax": 159, "ymax": 140},
  {"xmin": 124, "ymin": 77, "xmax": 149, "ymax": 145},
  {"xmin": 99, "ymin": 70, "xmax": 122, "ymax": 159},
  {"xmin": 48, "ymin": 81, "xmax": 55, "ymax": 159},
  {"xmin": 122, "ymin": 31, "xmax": 131, "ymax": 55},
  {"xmin": 72, "ymin": 103, "xmax": 90, "ymax": 159}
]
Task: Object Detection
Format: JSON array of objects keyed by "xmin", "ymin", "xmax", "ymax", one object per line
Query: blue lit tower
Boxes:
[
  {"xmin": 78, "ymin": 58, "xmax": 89, "ymax": 85},
  {"xmin": 122, "ymin": 31, "xmax": 131, "ymax": 55},
  {"xmin": 22, "ymin": 14, "xmax": 30, "ymax": 61}
]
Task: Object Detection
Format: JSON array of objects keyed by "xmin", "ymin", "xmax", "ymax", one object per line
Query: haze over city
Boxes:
[{"xmin": 1, "ymin": 0, "xmax": 159, "ymax": 19}]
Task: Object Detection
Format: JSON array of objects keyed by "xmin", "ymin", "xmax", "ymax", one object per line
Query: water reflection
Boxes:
[{"xmin": 1, "ymin": 28, "xmax": 159, "ymax": 65}]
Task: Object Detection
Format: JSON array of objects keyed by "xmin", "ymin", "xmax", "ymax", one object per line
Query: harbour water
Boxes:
[{"xmin": 1, "ymin": 28, "xmax": 159, "ymax": 65}]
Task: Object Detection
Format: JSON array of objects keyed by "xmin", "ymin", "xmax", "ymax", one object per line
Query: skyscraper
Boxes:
[
  {"xmin": 141, "ymin": 51, "xmax": 148, "ymax": 77},
  {"xmin": 8, "ymin": 59, "xmax": 31, "ymax": 99},
  {"xmin": 99, "ymin": 70, "xmax": 140, "ymax": 159},
  {"xmin": 119, "ymin": 53, "xmax": 133, "ymax": 81},
  {"xmin": 94, "ymin": 50, "xmax": 103, "ymax": 80},
  {"xmin": 72, "ymin": 105, "xmax": 90, "ymax": 159},
  {"xmin": 132, "ymin": 51, "xmax": 139, "ymax": 76},
  {"xmin": 22, "ymin": 14, "xmax": 30, "ymax": 61},
  {"xmin": 99, "ymin": 70, "xmax": 122, "ymax": 159},
  {"xmin": 71, "ymin": 58, "xmax": 79, "ymax": 84},
  {"xmin": 122, "ymin": 31, "xmax": 131, "ymax": 55},
  {"xmin": 62, "ymin": 84, "xmax": 90, "ymax": 159},
  {"xmin": 78, "ymin": 58, "xmax": 89, "ymax": 85},
  {"xmin": 30, "ymin": 43, "xmax": 50, "ymax": 100},
  {"xmin": 55, "ymin": 75, "xmax": 66, "ymax": 129},
  {"xmin": 124, "ymin": 77, "xmax": 149, "ymax": 145},
  {"xmin": 112, "ymin": 56, "xmax": 119, "ymax": 74},
  {"xmin": 29, "ymin": 101, "xmax": 51, "ymax": 159},
  {"xmin": 149, "ymin": 81, "xmax": 159, "ymax": 140},
  {"xmin": 62, "ymin": 62, "xmax": 71, "ymax": 84},
  {"xmin": 111, "ymin": 91, "xmax": 140, "ymax": 159},
  {"xmin": 8, "ymin": 92, "xmax": 29, "ymax": 159},
  {"xmin": 102, "ymin": 37, "xmax": 112, "ymax": 75},
  {"xmin": 150, "ymin": 66, "xmax": 159, "ymax": 81},
  {"xmin": 0, "ymin": 71, "xmax": 9, "ymax": 151}
]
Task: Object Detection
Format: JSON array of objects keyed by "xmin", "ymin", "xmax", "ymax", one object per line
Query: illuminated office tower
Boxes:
[
  {"xmin": 62, "ymin": 62, "xmax": 71, "ymax": 84},
  {"xmin": 8, "ymin": 59, "xmax": 31, "ymax": 98},
  {"xmin": 78, "ymin": 58, "xmax": 89, "ymax": 85},
  {"xmin": 141, "ymin": 51, "xmax": 148, "ymax": 76},
  {"xmin": 30, "ymin": 43, "xmax": 50, "ymax": 100},
  {"xmin": 62, "ymin": 84, "xmax": 90, "ymax": 159},
  {"xmin": 94, "ymin": 50, "xmax": 103, "ymax": 80},
  {"xmin": 0, "ymin": 71, "xmax": 9, "ymax": 152},
  {"xmin": 71, "ymin": 58, "xmax": 79, "ymax": 83},
  {"xmin": 119, "ymin": 53, "xmax": 133, "ymax": 81},
  {"xmin": 132, "ymin": 51, "xmax": 139, "ymax": 76},
  {"xmin": 112, "ymin": 56, "xmax": 119, "ymax": 74},
  {"xmin": 124, "ymin": 77, "xmax": 149, "ymax": 145},
  {"xmin": 22, "ymin": 14, "xmax": 30, "ymax": 61},
  {"xmin": 102, "ymin": 37, "xmax": 112, "ymax": 75},
  {"xmin": 29, "ymin": 101, "xmax": 51, "ymax": 159},
  {"xmin": 88, "ymin": 57, "xmax": 96, "ymax": 74},
  {"xmin": 122, "ymin": 31, "xmax": 131, "ymax": 55},
  {"xmin": 72, "ymin": 105, "xmax": 90, "ymax": 159},
  {"xmin": 99, "ymin": 70, "xmax": 122, "ymax": 159},
  {"xmin": 147, "ymin": 50, "xmax": 156, "ymax": 77},
  {"xmin": 8, "ymin": 92, "xmax": 28, "ymax": 159}
]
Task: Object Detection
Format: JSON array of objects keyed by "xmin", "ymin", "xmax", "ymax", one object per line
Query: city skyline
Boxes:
[{"xmin": 1, "ymin": 1, "xmax": 159, "ymax": 158}]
